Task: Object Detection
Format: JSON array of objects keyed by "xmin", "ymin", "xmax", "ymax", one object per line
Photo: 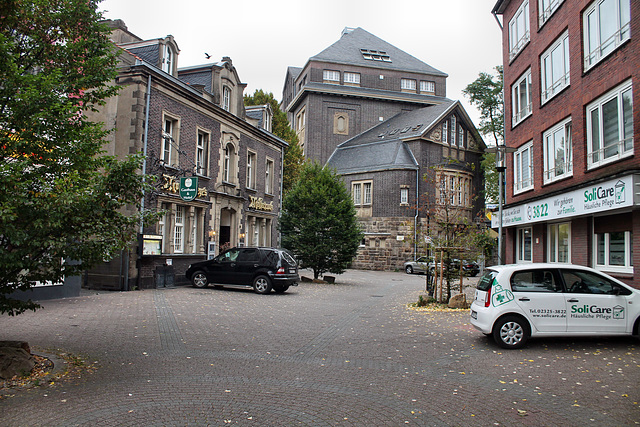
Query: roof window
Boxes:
[{"xmin": 360, "ymin": 49, "xmax": 391, "ymax": 62}]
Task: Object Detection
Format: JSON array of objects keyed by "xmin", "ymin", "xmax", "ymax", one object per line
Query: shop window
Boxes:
[
  {"xmin": 541, "ymin": 31, "xmax": 570, "ymax": 105},
  {"xmin": 595, "ymin": 231, "xmax": 633, "ymax": 273},
  {"xmin": 586, "ymin": 80, "xmax": 633, "ymax": 169},
  {"xmin": 548, "ymin": 222, "xmax": 570, "ymax": 263},
  {"xmin": 517, "ymin": 227, "xmax": 532, "ymax": 263},
  {"xmin": 583, "ymin": 0, "xmax": 631, "ymax": 70}
]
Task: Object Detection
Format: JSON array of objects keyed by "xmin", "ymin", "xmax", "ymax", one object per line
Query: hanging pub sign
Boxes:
[
  {"xmin": 179, "ymin": 176, "xmax": 198, "ymax": 201},
  {"xmin": 162, "ymin": 174, "xmax": 208, "ymax": 199}
]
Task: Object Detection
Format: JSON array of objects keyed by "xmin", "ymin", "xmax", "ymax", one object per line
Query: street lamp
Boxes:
[{"xmin": 489, "ymin": 144, "xmax": 516, "ymax": 265}]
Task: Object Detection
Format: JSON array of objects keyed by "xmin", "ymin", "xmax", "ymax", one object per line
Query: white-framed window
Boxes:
[
  {"xmin": 512, "ymin": 68, "xmax": 532, "ymax": 126},
  {"xmin": 400, "ymin": 188, "xmax": 408, "ymax": 205},
  {"xmin": 323, "ymin": 70, "xmax": 340, "ymax": 83},
  {"xmin": 265, "ymin": 158, "xmax": 274, "ymax": 194},
  {"xmin": 517, "ymin": 227, "xmax": 533, "ymax": 263},
  {"xmin": 191, "ymin": 210, "xmax": 199, "ymax": 254},
  {"xmin": 363, "ymin": 182, "xmax": 372, "ymax": 205},
  {"xmin": 158, "ymin": 205, "xmax": 167, "ymax": 250},
  {"xmin": 352, "ymin": 181, "xmax": 373, "ymax": 206},
  {"xmin": 222, "ymin": 86, "xmax": 231, "ymax": 111},
  {"xmin": 543, "ymin": 117, "xmax": 572, "ymax": 184},
  {"xmin": 538, "ymin": 0, "xmax": 565, "ymax": 27},
  {"xmin": 174, "ymin": 206, "xmax": 185, "ymax": 253},
  {"xmin": 586, "ymin": 80, "xmax": 633, "ymax": 169},
  {"xmin": 162, "ymin": 44, "xmax": 174, "ymax": 75},
  {"xmin": 162, "ymin": 115, "xmax": 179, "ymax": 166},
  {"xmin": 595, "ymin": 231, "xmax": 633, "ymax": 273},
  {"xmin": 583, "ymin": 0, "xmax": 631, "ymax": 71},
  {"xmin": 344, "ymin": 72, "xmax": 360, "ymax": 85},
  {"xmin": 223, "ymin": 142, "xmax": 236, "ymax": 183},
  {"xmin": 451, "ymin": 116, "xmax": 456, "ymax": 146},
  {"xmin": 541, "ymin": 31, "xmax": 570, "ymax": 104},
  {"xmin": 509, "ymin": 0, "xmax": 530, "ymax": 61},
  {"xmin": 514, "ymin": 141, "xmax": 534, "ymax": 194},
  {"xmin": 458, "ymin": 126, "xmax": 464, "ymax": 148},
  {"xmin": 401, "ymin": 78, "xmax": 416, "ymax": 92},
  {"xmin": 296, "ymin": 107, "xmax": 306, "ymax": 153},
  {"xmin": 196, "ymin": 130, "xmax": 209, "ymax": 175},
  {"xmin": 548, "ymin": 222, "xmax": 570, "ymax": 263},
  {"xmin": 420, "ymin": 80, "xmax": 435, "ymax": 94},
  {"xmin": 436, "ymin": 171, "xmax": 472, "ymax": 207},
  {"xmin": 247, "ymin": 151, "xmax": 256, "ymax": 189},
  {"xmin": 442, "ymin": 120, "xmax": 448, "ymax": 144}
]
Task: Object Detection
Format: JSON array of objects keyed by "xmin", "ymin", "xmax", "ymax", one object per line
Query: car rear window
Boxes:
[
  {"xmin": 280, "ymin": 250, "xmax": 297, "ymax": 266},
  {"xmin": 477, "ymin": 270, "xmax": 497, "ymax": 291}
]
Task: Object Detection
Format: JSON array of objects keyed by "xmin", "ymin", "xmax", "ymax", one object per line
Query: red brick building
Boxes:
[{"xmin": 492, "ymin": 0, "xmax": 639, "ymax": 287}]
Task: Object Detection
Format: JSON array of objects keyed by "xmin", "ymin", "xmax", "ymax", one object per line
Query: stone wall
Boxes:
[{"xmin": 351, "ymin": 217, "xmax": 420, "ymax": 271}]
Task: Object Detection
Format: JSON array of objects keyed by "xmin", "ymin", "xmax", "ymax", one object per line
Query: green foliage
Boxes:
[
  {"xmin": 463, "ymin": 66, "xmax": 504, "ymax": 204},
  {"xmin": 244, "ymin": 89, "xmax": 305, "ymax": 193},
  {"xmin": 0, "ymin": 0, "xmax": 155, "ymax": 315},
  {"xmin": 279, "ymin": 163, "xmax": 362, "ymax": 279}
]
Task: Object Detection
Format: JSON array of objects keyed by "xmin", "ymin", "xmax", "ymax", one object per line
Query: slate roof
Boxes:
[
  {"xmin": 311, "ymin": 27, "xmax": 447, "ymax": 77},
  {"xmin": 327, "ymin": 100, "xmax": 485, "ymax": 175},
  {"xmin": 126, "ymin": 44, "xmax": 160, "ymax": 66}
]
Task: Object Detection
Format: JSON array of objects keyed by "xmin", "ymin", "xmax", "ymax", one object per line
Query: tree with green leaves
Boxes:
[
  {"xmin": 244, "ymin": 89, "xmax": 305, "ymax": 193},
  {"xmin": 279, "ymin": 163, "xmax": 362, "ymax": 279},
  {"xmin": 0, "ymin": 0, "xmax": 155, "ymax": 315},
  {"xmin": 463, "ymin": 66, "xmax": 504, "ymax": 203}
]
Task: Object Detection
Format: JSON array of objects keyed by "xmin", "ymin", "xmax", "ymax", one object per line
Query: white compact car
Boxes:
[{"xmin": 470, "ymin": 263, "xmax": 640, "ymax": 349}]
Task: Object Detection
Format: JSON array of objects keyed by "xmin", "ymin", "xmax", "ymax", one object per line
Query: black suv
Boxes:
[{"xmin": 185, "ymin": 247, "xmax": 300, "ymax": 294}]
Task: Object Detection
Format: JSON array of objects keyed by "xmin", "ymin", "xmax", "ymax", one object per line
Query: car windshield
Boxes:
[{"xmin": 477, "ymin": 270, "xmax": 498, "ymax": 291}]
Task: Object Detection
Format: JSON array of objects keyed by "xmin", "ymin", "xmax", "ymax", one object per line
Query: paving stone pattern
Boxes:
[{"xmin": 0, "ymin": 270, "xmax": 638, "ymax": 426}]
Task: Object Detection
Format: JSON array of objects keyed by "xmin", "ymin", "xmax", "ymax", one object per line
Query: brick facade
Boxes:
[{"xmin": 494, "ymin": 0, "xmax": 640, "ymax": 287}]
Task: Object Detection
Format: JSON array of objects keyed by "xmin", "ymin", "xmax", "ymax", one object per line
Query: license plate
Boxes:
[
  {"xmin": 471, "ymin": 310, "xmax": 477, "ymax": 319},
  {"xmin": 289, "ymin": 269, "xmax": 296, "ymax": 274}
]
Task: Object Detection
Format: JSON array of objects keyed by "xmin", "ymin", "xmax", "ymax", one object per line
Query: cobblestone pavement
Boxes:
[{"xmin": 0, "ymin": 270, "xmax": 638, "ymax": 426}]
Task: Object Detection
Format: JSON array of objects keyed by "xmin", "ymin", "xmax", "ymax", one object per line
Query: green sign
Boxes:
[{"xmin": 179, "ymin": 176, "xmax": 198, "ymax": 201}]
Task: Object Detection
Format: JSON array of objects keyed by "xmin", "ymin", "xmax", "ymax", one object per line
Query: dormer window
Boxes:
[
  {"xmin": 222, "ymin": 86, "xmax": 231, "ymax": 111},
  {"xmin": 162, "ymin": 44, "xmax": 174, "ymax": 75}
]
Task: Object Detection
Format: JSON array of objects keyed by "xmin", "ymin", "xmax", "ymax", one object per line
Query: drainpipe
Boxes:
[
  {"xmin": 136, "ymin": 73, "xmax": 152, "ymax": 291},
  {"xmin": 414, "ymin": 167, "xmax": 419, "ymax": 260}
]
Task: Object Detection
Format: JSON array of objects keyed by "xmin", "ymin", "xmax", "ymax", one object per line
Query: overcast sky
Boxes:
[{"xmin": 99, "ymin": 0, "xmax": 503, "ymax": 141}]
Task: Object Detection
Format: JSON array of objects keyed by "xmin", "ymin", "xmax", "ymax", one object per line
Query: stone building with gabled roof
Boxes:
[
  {"xmin": 327, "ymin": 100, "xmax": 486, "ymax": 270},
  {"xmin": 284, "ymin": 26, "xmax": 486, "ymax": 269},
  {"xmin": 283, "ymin": 27, "xmax": 450, "ymax": 165}
]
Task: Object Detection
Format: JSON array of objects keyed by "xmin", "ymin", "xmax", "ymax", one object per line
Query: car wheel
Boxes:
[
  {"xmin": 492, "ymin": 315, "xmax": 530, "ymax": 349},
  {"xmin": 405, "ymin": 265, "xmax": 413, "ymax": 274},
  {"xmin": 191, "ymin": 271, "xmax": 208, "ymax": 288},
  {"xmin": 253, "ymin": 275, "xmax": 272, "ymax": 294},
  {"xmin": 273, "ymin": 285, "xmax": 289, "ymax": 294}
]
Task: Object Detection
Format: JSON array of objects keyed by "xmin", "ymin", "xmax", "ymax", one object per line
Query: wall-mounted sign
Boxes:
[
  {"xmin": 162, "ymin": 174, "xmax": 207, "ymax": 199},
  {"xmin": 249, "ymin": 196, "xmax": 274, "ymax": 212},
  {"xmin": 492, "ymin": 175, "xmax": 638, "ymax": 228},
  {"xmin": 141, "ymin": 234, "xmax": 163, "ymax": 256},
  {"xmin": 180, "ymin": 177, "xmax": 198, "ymax": 201}
]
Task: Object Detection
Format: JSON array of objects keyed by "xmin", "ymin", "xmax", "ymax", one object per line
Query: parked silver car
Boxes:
[{"xmin": 403, "ymin": 256, "xmax": 429, "ymax": 274}]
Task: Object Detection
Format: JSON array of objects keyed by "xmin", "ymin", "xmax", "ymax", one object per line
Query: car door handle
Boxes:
[
  {"xmin": 567, "ymin": 298, "xmax": 579, "ymax": 302},
  {"xmin": 230, "ymin": 263, "xmax": 236, "ymax": 267},
  {"xmin": 519, "ymin": 297, "xmax": 530, "ymax": 302}
]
